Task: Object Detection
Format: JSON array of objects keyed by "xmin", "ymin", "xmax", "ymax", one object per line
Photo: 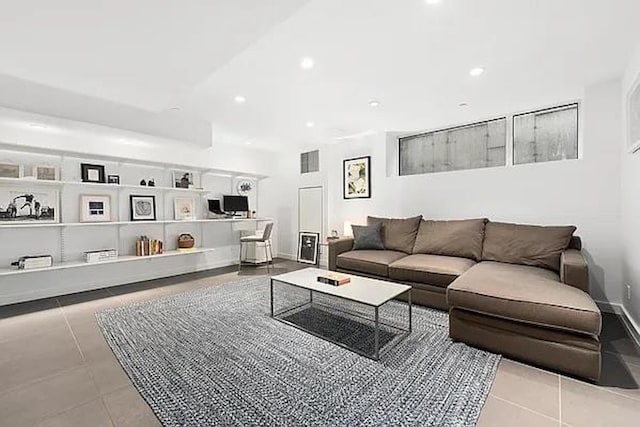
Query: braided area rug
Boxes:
[{"xmin": 97, "ymin": 276, "xmax": 500, "ymax": 426}]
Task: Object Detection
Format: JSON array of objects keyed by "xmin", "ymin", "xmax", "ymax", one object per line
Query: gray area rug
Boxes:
[{"xmin": 97, "ymin": 277, "xmax": 500, "ymax": 426}]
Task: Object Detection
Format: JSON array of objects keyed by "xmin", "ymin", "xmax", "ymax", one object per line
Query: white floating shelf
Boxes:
[
  {"xmin": 0, "ymin": 218, "xmax": 272, "ymax": 229},
  {"xmin": 0, "ymin": 248, "xmax": 218, "ymax": 276},
  {"xmin": 0, "ymin": 177, "xmax": 210, "ymax": 193}
]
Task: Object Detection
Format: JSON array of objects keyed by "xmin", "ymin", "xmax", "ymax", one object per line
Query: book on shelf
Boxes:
[
  {"xmin": 84, "ymin": 249, "xmax": 118, "ymax": 263},
  {"xmin": 135, "ymin": 236, "xmax": 163, "ymax": 256},
  {"xmin": 317, "ymin": 272, "xmax": 351, "ymax": 286}
]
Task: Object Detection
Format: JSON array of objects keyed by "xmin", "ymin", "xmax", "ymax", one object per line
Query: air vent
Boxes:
[{"xmin": 300, "ymin": 150, "xmax": 319, "ymax": 174}]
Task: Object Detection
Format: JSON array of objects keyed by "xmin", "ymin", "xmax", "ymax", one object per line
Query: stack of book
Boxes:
[
  {"xmin": 317, "ymin": 272, "xmax": 351, "ymax": 286},
  {"xmin": 85, "ymin": 249, "xmax": 118, "ymax": 263},
  {"xmin": 136, "ymin": 236, "xmax": 163, "ymax": 256}
]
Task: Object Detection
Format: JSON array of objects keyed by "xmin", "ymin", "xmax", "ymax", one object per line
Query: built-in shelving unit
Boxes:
[{"xmin": 0, "ymin": 143, "xmax": 272, "ymax": 304}]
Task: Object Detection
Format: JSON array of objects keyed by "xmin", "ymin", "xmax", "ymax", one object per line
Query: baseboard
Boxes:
[
  {"xmin": 596, "ymin": 300, "xmax": 640, "ymax": 349},
  {"xmin": 277, "ymin": 253, "xmax": 297, "ymax": 261},
  {"xmin": 620, "ymin": 305, "xmax": 640, "ymax": 349}
]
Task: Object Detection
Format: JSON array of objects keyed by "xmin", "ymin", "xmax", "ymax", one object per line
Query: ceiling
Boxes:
[{"xmin": 1, "ymin": 0, "xmax": 639, "ymax": 150}]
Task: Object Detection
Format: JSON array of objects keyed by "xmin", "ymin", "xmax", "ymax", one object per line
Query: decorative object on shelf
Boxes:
[
  {"xmin": 343, "ymin": 156, "xmax": 371, "ymax": 199},
  {"xmin": 178, "ymin": 233, "xmax": 195, "ymax": 249},
  {"xmin": 297, "ymin": 231, "xmax": 320, "ymax": 265},
  {"xmin": 136, "ymin": 236, "xmax": 163, "ymax": 256},
  {"xmin": 32, "ymin": 165, "xmax": 59, "ymax": 181},
  {"xmin": 80, "ymin": 194, "xmax": 111, "ymax": 222},
  {"xmin": 328, "ymin": 229, "xmax": 340, "ymax": 240},
  {"xmin": 81, "ymin": 163, "xmax": 106, "ymax": 183},
  {"xmin": 0, "ymin": 188, "xmax": 58, "ymax": 223},
  {"xmin": 10, "ymin": 255, "xmax": 53, "ymax": 270},
  {"xmin": 130, "ymin": 195, "xmax": 156, "ymax": 221},
  {"xmin": 85, "ymin": 249, "xmax": 118, "ymax": 263},
  {"xmin": 174, "ymin": 197, "xmax": 196, "ymax": 220},
  {"xmin": 628, "ymin": 69, "xmax": 640, "ymax": 153},
  {"xmin": 139, "ymin": 179, "xmax": 147, "ymax": 186},
  {"xmin": 107, "ymin": 175, "xmax": 120, "ymax": 184},
  {"xmin": 0, "ymin": 163, "xmax": 23, "ymax": 179},
  {"xmin": 251, "ymin": 210, "xmax": 256, "ymax": 219},
  {"xmin": 173, "ymin": 171, "xmax": 194, "ymax": 189},
  {"xmin": 236, "ymin": 180, "xmax": 253, "ymax": 195},
  {"xmin": 148, "ymin": 178, "xmax": 155, "ymax": 187}
]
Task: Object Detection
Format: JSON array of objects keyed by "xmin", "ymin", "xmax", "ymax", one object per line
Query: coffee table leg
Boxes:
[
  {"xmin": 408, "ymin": 289, "xmax": 412, "ymax": 333},
  {"xmin": 309, "ymin": 289, "xmax": 313, "ymax": 305},
  {"xmin": 270, "ymin": 278, "xmax": 274, "ymax": 317},
  {"xmin": 374, "ymin": 306, "xmax": 380, "ymax": 360}
]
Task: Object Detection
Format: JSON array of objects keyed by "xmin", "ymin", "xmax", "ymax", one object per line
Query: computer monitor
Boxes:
[
  {"xmin": 207, "ymin": 199, "xmax": 224, "ymax": 214},
  {"xmin": 222, "ymin": 195, "xmax": 249, "ymax": 213}
]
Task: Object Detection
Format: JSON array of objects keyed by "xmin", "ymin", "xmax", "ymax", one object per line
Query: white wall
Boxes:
[
  {"xmin": 265, "ymin": 80, "xmax": 624, "ymax": 306},
  {"xmin": 621, "ymin": 43, "xmax": 640, "ymax": 328}
]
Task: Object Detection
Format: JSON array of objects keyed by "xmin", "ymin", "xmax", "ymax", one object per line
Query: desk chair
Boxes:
[{"xmin": 239, "ymin": 222, "xmax": 274, "ymax": 273}]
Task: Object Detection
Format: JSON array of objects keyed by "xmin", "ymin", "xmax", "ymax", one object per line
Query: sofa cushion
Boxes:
[
  {"xmin": 367, "ymin": 215, "xmax": 422, "ymax": 254},
  {"xmin": 447, "ymin": 261, "xmax": 601, "ymax": 336},
  {"xmin": 482, "ymin": 222, "xmax": 576, "ymax": 271},
  {"xmin": 389, "ymin": 254, "xmax": 476, "ymax": 288},
  {"xmin": 352, "ymin": 223, "xmax": 385, "ymax": 250},
  {"xmin": 336, "ymin": 250, "xmax": 407, "ymax": 277},
  {"xmin": 412, "ymin": 218, "xmax": 487, "ymax": 261}
]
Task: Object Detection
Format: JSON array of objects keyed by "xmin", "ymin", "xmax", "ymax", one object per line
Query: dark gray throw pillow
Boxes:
[{"xmin": 352, "ymin": 223, "xmax": 385, "ymax": 250}]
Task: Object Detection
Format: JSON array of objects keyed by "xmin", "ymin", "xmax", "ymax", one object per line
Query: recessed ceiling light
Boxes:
[
  {"xmin": 306, "ymin": 121, "xmax": 315, "ymax": 128},
  {"xmin": 459, "ymin": 102, "xmax": 469, "ymax": 107},
  {"xmin": 245, "ymin": 141, "xmax": 252, "ymax": 145},
  {"xmin": 234, "ymin": 95, "xmax": 246, "ymax": 104},
  {"xmin": 169, "ymin": 106, "xmax": 181, "ymax": 111},
  {"xmin": 469, "ymin": 67, "xmax": 485, "ymax": 77},
  {"xmin": 300, "ymin": 57, "xmax": 315, "ymax": 70},
  {"xmin": 369, "ymin": 100, "xmax": 381, "ymax": 107}
]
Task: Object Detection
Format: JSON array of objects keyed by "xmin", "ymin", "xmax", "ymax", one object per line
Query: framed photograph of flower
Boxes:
[
  {"xmin": 129, "ymin": 195, "xmax": 156, "ymax": 221},
  {"xmin": 343, "ymin": 156, "xmax": 371, "ymax": 199}
]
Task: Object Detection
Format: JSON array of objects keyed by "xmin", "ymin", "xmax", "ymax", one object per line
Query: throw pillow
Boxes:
[{"xmin": 352, "ymin": 223, "xmax": 385, "ymax": 250}]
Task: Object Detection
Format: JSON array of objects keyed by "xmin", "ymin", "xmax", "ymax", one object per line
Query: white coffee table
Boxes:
[{"xmin": 270, "ymin": 267, "xmax": 412, "ymax": 360}]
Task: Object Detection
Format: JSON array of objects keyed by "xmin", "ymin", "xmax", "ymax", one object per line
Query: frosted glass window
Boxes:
[
  {"xmin": 513, "ymin": 104, "xmax": 578, "ymax": 165},
  {"xmin": 399, "ymin": 118, "xmax": 506, "ymax": 176},
  {"xmin": 300, "ymin": 150, "xmax": 319, "ymax": 174}
]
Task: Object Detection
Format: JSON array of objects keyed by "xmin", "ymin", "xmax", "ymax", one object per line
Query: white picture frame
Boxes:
[
  {"xmin": 0, "ymin": 163, "xmax": 23, "ymax": 179},
  {"xmin": 173, "ymin": 171, "xmax": 194, "ymax": 189},
  {"xmin": 297, "ymin": 232, "xmax": 320, "ymax": 265},
  {"xmin": 0, "ymin": 187, "xmax": 59, "ymax": 223},
  {"xmin": 627, "ymin": 71, "xmax": 640, "ymax": 154},
  {"xmin": 32, "ymin": 165, "xmax": 59, "ymax": 181},
  {"xmin": 80, "ymin": 194, "xmax": 111, "ymax": 222},
  {"xmin": 174, "ymin": 197, "xmax": 196, "ymax": 220}
]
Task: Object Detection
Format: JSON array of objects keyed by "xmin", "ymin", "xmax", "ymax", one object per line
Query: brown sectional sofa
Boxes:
[{"xmin": 328, "ymin": 216, "xmax": 601, "ymax": 380}]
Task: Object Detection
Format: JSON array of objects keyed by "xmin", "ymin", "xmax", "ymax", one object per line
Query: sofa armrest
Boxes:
[
  {"xmin": 560, "ymin": 249, "xmax": 589, "ymax": 293},
  {"xmin": 328, "ymin": 238, "xmax": 354, "ymax": 271}
]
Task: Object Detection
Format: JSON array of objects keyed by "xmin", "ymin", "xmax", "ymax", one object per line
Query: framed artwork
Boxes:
[
  {"xmin": 174, "ymin": 197, "xmax": 196, "ymax": 220},
  {"xmin": 130, "ymin": 195, "xmax": 156, "ymax": 221},
  {"xmin": 80, "ymin": 195, "xmax": 111, "ymax": 222},
  {"xmin": 107, "ymin": 174, "xmax": 120, "ymax": 184},
  {"xmin": 0, "ymin": 188, "xmax": 58, "ymax": 223},
  {"xmin": 297, "ymin": 232, "xmax": 320, "ymax": 265},
  {"xmin": 81, "ymin": 163, "xmax": 106, "ymax": 183},
  {"xmin": 173, "ymin": 171, "xmax": 194, "ymax": 189},
  {"xmin": 0, "ymin": 163, "xmax": 23, "ymax": 179},
  {"xmin": 343, "ymin": 156, "xmax": 371, "ymax": 199},
  {"xmin": 627, "ymin": 71, "xmax": 640, "ymax": 153},
  {"xmin": 32, "ymin": 165, "xmax": 59, "ymax": 181}
]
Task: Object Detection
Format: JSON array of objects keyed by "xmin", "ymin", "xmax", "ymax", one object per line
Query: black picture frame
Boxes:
[
  {"xmin": 81, "ymin": 163, "xmax": 106, "ymax": 183},
  {"xmin": 343, "ymin": 156, "xmax": 371, "ymax": 199},
  {"xmin": 107, "ymin": 174, "xmax": 120, "ymax": 184},
  {"xmin": 129, "ymin": 195, "xmax": 157, "ymax": 221},
  {"xmin": 297, "ymin": 232, "xmax": 320, "ymax": 265}
]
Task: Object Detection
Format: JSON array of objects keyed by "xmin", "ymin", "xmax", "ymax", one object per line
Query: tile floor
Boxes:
[{"xmin": 1, "ymin": 259, "xmax": 639, "ymax": 426}]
